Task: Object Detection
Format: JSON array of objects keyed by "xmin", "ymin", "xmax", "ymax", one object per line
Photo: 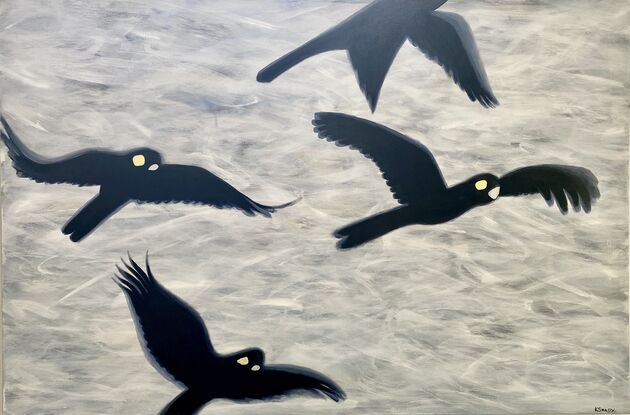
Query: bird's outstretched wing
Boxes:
[
  {"xmin": 257, "ymin": 1, "xmax": 405, "ymax": 112},
  {"xmin": 133, "ymin": 164, "xmax": 296, "ymax": 217},
  {"xmin": 312, "ymin": 112, "xmax": 446, "ymax": 205},
  {"xmin": 255, "ymin": 364, "xmax": 346, "ymax": 402},
  {"xmin": 1, "ymin": 116, "xmax": 118, "ymax": 186},
  {"xmin": 407, "ymin": 11, "xmax": 498, "ymax": 108},
  {"xmin": 159, "ymin": 387, "xmax": 212, "ymax": 415},
  {"xmin": 499, "ymin": 164, "xmax": 600, "ymax": 213},
  {"xmin": 114, "ymin": 254, "xmax": 216, "ymax": 388}
]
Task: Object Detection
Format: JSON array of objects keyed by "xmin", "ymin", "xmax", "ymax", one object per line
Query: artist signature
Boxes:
[{"xmin": 594, "ymin": 407, "xmax": 616, "ymax": 413}]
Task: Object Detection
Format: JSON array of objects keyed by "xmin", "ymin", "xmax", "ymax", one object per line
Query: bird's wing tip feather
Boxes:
[
  {"xmin": 316, "ymin": 377, "xmax": 346, "ymax": 402},
  {"xmin": 476, "ymin": 91, "xmax": 499, "ymax": 108},
  {"xmin": 313, "ymin": 112, "xmax": 340, "ymax": 122},
  {"xmin": 312, "ymin": 112, "xmax": 325, "ymax": 124},
  {"xmin": 113, "ymin": 254, "xmax": 157, "ymax": 295},
  {"xmin": 321, "ymin": 386, "xmax": 346, "ymax": 402},
  {"xmin": 0, "ymin": 115, "xmax": 10, "ymax": 131}
]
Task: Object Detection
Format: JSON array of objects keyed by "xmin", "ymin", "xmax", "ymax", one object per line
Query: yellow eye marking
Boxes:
[
  {"xmin": 237, "ymin": 356, "xmax": 249, "ymax": 366},
  {"xmin": 132, "ymin": 154, "xmax": 145, "ymax": 167},
  {"xmin": 475, "ymin": 180, "xmax": 488, "ymax": 191}
]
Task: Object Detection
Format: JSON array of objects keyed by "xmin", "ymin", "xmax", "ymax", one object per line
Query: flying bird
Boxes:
[
  {"xmin": 114, "ymin": 254, "xmax": 346, "ymax": 415},
  {"xmin": 312, "ymin": 112, "xmax": 600, "ymax": 249},
  {"xmin": 257, "ymin": 0, "xmax": 498, "ymax": 112},
  {"xmin": 0, "ymin": 116, "xmax": 298, "ymax": 242}
]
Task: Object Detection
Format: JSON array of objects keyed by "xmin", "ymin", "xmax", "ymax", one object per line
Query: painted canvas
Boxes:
[{"xmin": 1, "ymin": 0, "xmax": 628, "ymax": 414}]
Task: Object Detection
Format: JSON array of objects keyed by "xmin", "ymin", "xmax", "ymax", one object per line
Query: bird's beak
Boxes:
[
  {"xmin": 488, "ymin": 186, "xmax": 500, "ymax": 200},
  {"xmin": 148, "ymin": 164, "xmax": 159, "ymax": 171}
]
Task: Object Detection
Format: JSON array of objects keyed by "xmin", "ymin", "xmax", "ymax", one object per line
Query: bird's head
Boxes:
[
  {"xmin": 127, "ymin": 148, "xmax": 162, "ymax": 172},
  {"xmin": 227, "ymin": 347, "xmax": 265, "ymax": 374},
  {"xmin": 466, "ymin": 173, "xmax": 500, "ymax": 205}
]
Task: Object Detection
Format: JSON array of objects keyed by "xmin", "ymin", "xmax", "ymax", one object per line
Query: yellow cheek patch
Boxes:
[
  {"xmin": 475, "ymin": 180, "xmax": 488, "ymax": 191},
  {"xmin": 132, "ymin": 154, "xmax": 146, "ymax": 167},
  {"xmin": 237, "ymin": 356, "xmax": 249, "ymax": 366}
]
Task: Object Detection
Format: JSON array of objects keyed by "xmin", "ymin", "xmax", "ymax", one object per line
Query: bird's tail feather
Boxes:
[
  {"xmin": 257, "ymin": 33, "xmax": 340, "ymax": 83},
  {"xmin": 335, "ymin": 207, "xmax": 410, "ymax": 250},
  {"xmin": 62, "ymin": 193, "xmax": 128, "ymax": 242}
]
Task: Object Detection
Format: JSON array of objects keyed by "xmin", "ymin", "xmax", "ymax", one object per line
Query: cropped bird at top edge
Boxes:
[
  {"xmin": 312, "ymin": 112, "xmax": 600, "ymax": 250},
  {"xmin": 257, "ymin": 0, "xmax": 498, "ymax": 112},
  {"xmin": 114, "ymin": 254, "xmax": 346, "ymax": 415},
  {"xmin": 0, "ymin": 116, "xmax": 298, "ymax": 242}
]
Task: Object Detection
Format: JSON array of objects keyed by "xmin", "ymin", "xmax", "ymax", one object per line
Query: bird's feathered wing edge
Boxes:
[
  {"xmin": 261, "ymin": 364, "xmax": 347, "ymax": 402},
  {"xmin": 1, "ymin": 115, "xmax": 47, "ymax": 162},
  {"xmin": 114, "ymin": 254, "xmax": 216, "ymax": 387},
  {"xmin": 1, "ymin": 115, "xmax": 116, "ymax": 186},
  {"xmin": 1, "ymin": 115, "xmax": 59, "ymax": 184},
  {"xmin": 132, "ymin": 164, "xmax": 299, "ymax": 217},
  {"xmin": 407, "ymin": 11, "xmax": 498, "ymax": 108},
  {"xmin": 499, "ymin": 164, "xmax": 600, "ymax": 214},
  {"xmin": 253, "ymin": 195, "xmax": 302, "ymax": 213},
  {"xmin": 312, "ymin": 112, "xmax": 447, "ymax": 205}
]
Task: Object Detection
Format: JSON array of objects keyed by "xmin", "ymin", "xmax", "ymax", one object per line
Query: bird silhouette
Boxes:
[
  {"xmin": 312, "ymin": 112, "xmax": 600, "ymax": 249},
  {"xmin": 0, "ymin": 116, "xmax": 298, "ymax": 242},
  {"xmin": 257, "ymin": 0, "xmax": 497, "ymax": 112},
  {"xmin": 114, "ymin": 254, "xmax": 346, "ymax": 415}
]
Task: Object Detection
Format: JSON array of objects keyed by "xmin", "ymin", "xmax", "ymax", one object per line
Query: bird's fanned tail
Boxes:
[
  {"xmin": 335, "ymin": 206, "xmax": 411, "ymax": 249},
  {"xmin": 62, "ymin": 193, "xmax": 129, "ymax": 242}
]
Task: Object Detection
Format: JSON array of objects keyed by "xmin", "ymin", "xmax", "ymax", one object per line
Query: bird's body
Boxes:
[
  {"xmin": 333, "ymin": 180, "xmax": 496, "ymax": 247},
  {"xmin": 114, "ymin": 255, "xmax": 345, "ymax": 415},
  {"xmin": 406, "ymin": 184, "xmax": 490, "ymax": 225},
  {"xmin": 313, "ymin": 112, "xmax": 600, "ymax": 249},
  {"xmin": 0, "ymin": 117, "xmax": 298, "ymax": 242},
  {"xmin": 258, "ymin": 0, "xmax": 497, "ymax": 111}
]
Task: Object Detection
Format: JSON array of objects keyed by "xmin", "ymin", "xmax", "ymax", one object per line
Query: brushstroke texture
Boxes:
[{"xmin": 1, "ymin": 1, "xmax": 629, "ymax": 414}]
